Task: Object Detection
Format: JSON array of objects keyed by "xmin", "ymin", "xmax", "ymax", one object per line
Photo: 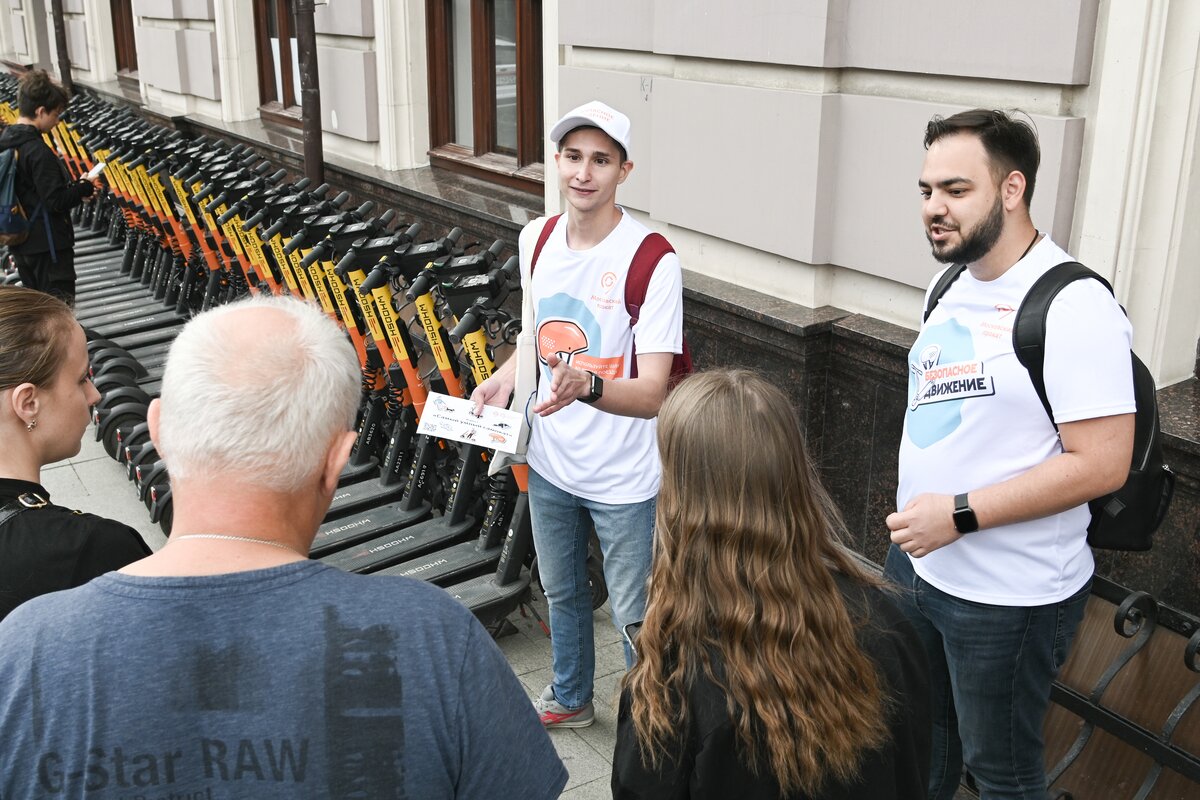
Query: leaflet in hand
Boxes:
[
  {"xmin": 84, "ymin": 162, "xmax": 106, "ymax": 180},
  {"xmin": 415, "ymin": 391, "xmax": 523, "ymax": 454}
]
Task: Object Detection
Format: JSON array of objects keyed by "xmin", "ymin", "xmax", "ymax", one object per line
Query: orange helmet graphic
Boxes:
[{"xmin": 537, "ymin": 319, "xmax": 589, "ymax": 365}]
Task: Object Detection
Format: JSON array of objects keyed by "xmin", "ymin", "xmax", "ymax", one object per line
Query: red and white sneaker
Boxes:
[{"xmin": 533, "ymin": 685, "xmax": 595, "ymax": 728}]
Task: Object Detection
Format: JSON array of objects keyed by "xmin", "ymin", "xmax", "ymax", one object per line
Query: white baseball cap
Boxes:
[{"xmin": 549, "ymin": 101, "xmax": 632, "ymax": 160}]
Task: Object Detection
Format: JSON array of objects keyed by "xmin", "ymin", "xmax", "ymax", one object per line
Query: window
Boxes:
[
  {"xmin": 426, "ymin": 0, "xmax": 543, "ymax": 191},
  {"xmin": 253, "ymin": 0, "xmax": 302, "ymax": 125},
  {"xmin": 111, "ymin": 0, "xmax": 138, "ymax": 87}
]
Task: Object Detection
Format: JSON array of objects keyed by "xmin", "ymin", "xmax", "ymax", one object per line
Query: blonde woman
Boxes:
[
  {"xmin": 0, "ymin": 286, "xmax": 149, "ymax": 622},
  {"xmin": 614, "ymin": 370, "xmax": 930, "ymax": 799}
]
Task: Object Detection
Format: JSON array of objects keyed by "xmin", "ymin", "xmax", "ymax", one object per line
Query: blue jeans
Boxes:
[
  {"xmin": 883, "ymin": 544, "xmax": 1089, "ymax": 800},
  {"xmin": 528, "ymin": 468, "xmax": 655, "ymax": 710}
]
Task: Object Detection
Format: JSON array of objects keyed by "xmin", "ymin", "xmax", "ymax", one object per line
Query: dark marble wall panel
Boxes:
[
  {"xmin": 682, "ymin": 271, "xmax": 848, "ymax": 456},
  {"xmin": 821, "ymin": 315, "xmax": 915, "ymax": 566}
]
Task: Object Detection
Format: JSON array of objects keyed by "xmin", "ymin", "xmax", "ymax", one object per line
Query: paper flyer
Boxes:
[{"xmin": 415, "ymin": 392, "xmax": 523, "ymax": 454}]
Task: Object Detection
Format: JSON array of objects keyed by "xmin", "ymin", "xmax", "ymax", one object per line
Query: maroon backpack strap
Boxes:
[
  {"xmin": 624, "ymin": 233, "xmax": 675, "ymax": 380},
  {"xmin": 529, "ymin": 214, "xmax": 562, "ymax": 278},
  {"xmin": 624, "ymin": 233, "xmax": 674, "ymax": 324}
]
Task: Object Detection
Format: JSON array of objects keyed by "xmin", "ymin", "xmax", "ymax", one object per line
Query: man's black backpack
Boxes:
[
  {"xmin": 0, "ymin": 147, "xmax": 44, "ymax": 247},
  {"xmin": 925, "ymin": 261, "xmax": 1175, "ymax": 551}
]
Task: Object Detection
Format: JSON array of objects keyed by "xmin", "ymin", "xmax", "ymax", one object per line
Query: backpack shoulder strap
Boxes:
[
  {"xmin": 0, "ymin": 500, "xmax": 30, "ymax": 528},
  {"xmin": 624, "ymin": 232, "xmax": 675, "ymax": 325},
  {"xmin": 1012, "ymin": 261, "xmax": 1113, "ymax": 425},
  {"xmin": 923, "ymin": 264, "xmax": 968, "ymax": 322},
  {"xmin": 529, "ymin": 214, "xmax": 562, "ymax": 278}
]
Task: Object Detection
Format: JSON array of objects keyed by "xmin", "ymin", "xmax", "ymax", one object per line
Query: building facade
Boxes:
[{"xmin": 4, "ymin": 0, "xmax": 1196, "ymax": 386}]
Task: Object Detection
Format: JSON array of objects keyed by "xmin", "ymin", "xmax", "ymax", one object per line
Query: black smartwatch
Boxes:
[
  {"xmin": 953, "ymin": 493, "xmax": 979, "ymax": 534},
  {"xmin": 579, "ymin": 371, "xmax": 604, "ymax": 404}
]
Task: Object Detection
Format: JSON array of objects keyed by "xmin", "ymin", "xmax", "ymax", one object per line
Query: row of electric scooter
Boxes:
[{"xmin": 2, "ymin": 77, "xmax": 606, "ymax": 630}]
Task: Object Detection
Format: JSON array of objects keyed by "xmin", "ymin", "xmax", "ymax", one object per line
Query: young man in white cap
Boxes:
[{"xmin": 474, "ymin": 100, "xmax": 684, "ymax": 727}]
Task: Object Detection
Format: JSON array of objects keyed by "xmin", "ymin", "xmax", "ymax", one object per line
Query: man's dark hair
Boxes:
[
  {"xmin": 557, "ymin": 125, "xmax": 628, "ymax": 164},
  {"xmin": 924, "ymin": 109, "xmax": 1040, "ymax": 208},
  {"xmin": 17, "ymin": 69, "xmax": 69, "ymax": 119}
]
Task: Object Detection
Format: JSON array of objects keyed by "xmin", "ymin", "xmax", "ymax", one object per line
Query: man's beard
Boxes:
[{"xmin": 927, "ymin": 196, "xmax": 1004, "ymax": 265}]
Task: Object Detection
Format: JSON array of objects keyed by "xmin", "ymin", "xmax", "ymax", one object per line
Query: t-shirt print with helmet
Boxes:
[
  {"xmin": 537, "ymin": 293, "xmax": 628, "ymax": 381},
  {"xmin": 906, "ymin": 318, "xmax": 996, "ymax": 449},
  {"xmin": 536, "ymin": 293, "xmax": 626, "ymax": 380}
]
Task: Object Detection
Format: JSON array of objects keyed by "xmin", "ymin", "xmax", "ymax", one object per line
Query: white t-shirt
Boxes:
[
  {"xmin": 524, "ymin": 210, "xmax": 684, "ymax": 503},
  {"xmin": 897, "ymin": 236, "xmax": 1135, "ymax": 605}
]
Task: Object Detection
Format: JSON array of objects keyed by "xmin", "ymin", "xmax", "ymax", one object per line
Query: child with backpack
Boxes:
[{"xmin": 0, "ymin": 69, "xmax": 96, "ymax": 306}]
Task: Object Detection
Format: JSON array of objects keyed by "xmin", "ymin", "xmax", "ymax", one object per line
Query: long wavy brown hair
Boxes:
[{"xmin": 624, "ymin": 369, "xmax": 888, "ymax": 796}]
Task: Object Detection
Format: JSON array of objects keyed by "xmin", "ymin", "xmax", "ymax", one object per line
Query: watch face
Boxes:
[{"xmin": 953, "ymin": 507, "xmax": 978, "ymax": 534}]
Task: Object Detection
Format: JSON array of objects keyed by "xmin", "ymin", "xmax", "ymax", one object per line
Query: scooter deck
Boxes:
[
  {"xmin": 446, "ymin": 570, "xmax": 533, "ymax": 626},
  {"xmin": 374, "ymin": 536, "xmax": 501, "ymax": 586},
  {"xmin": 86, "ymin": 312, "xmax": 183, "ymax": 339},
  {"xmin": 84, "ymin": 325, "xmax": 179, "ymax": 352},
  {"xmin": 75, "ymin": 282, "xmax": 146, "ymax": 301},
  {"xmin": 75, "ymin": 293, "xmax": 162, "ymax": 315},
  {"xmin": 77, "ymin": 303, "xmax": 178, "ymax": 327},
  {"xmin": 318, "ymin": 511, "xmax": 473, "ymax": 574},
  {"xmin": 309, "ymin": 500, "xmax": 432, "ymax": 557},
  {"xmin": 322, "ymin": 479, "xmax": 408, "ymax": 521}
]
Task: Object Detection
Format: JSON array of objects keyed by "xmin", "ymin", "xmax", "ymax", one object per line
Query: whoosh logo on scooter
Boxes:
[
  {"xmin": 323, "ymin": 518, "xmax": 371, "ymax": 536},
  {"xmin": 368, "ymin": 535, "xmax": 415, "ymax": 554}
]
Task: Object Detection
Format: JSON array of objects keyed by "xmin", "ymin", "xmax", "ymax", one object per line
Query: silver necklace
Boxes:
[{"xmin": 173, "ymin": 533, "xmax": 305, "ymax": 557}]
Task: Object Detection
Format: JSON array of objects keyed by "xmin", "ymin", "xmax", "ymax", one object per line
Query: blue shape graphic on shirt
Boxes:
[
  {"xmin": 906, "ymin": 318, "xmax": 980, "ymax": 449},
  {"xmin": 536, "ymin": 293, "xmax": 603, "ymax": 381}
]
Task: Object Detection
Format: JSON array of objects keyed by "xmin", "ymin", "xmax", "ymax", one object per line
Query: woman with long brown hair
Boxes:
[
  {"xmin": 613, "ymin": 369, "xmax": 930, "ymax": 799},
  {"xmin": 0, "ymin": 286, "xmax": 149, "ymax": 622}
]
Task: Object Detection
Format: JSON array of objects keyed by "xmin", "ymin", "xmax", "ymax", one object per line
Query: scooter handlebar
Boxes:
[
  {"xmin": 334, "ymin": 249, "xmax": 359, "ymax": 276},
  {"xmin": 298, "ymin": 242, "xmax": 329, "ymax": 269},
  {"xmin": 500, "ymin": 254, "xmax": 520, "ymax": 282},
  {"xmin": 353, "ymin": 201, "xmax": 375, "ymax": 219},
  {"xmin": 202, "ymin": 192, "xmax": 228, "ymax": 215},
  {"xmin": 241, "ymin": 210, "xmax": 266, "ymax": 231},
  {"xmin": 405, "ymin": 270, "xmax": 436, "ymax": 301},
  {"xmin": 261, "ymin": 217, "xmax": 288, "ymax": 241},
  {"xmin": 216, "ymin": 202, "xmax": 244, "ymax": 226},
  {"xmin": 449, "ymin": 308, "xmax": 481, "ymax": 342},
  {"xmin": 330, "ymin": 191, "xmax": 351, "ymax": 208},
  {"xmin": 358, "ymin": 266, "xmax": 390, "ymax": 294},
  {"xmin": 281, "ymin": 231, "xmax": 308, "ymax": 255}
]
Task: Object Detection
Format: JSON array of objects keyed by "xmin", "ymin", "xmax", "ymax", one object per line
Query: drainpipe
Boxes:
[
  {"xmin": 49, "ymin": 0, "xmax": 73, "ymax": 94},
  {"xmin": 294, "ymin": 0, "xmax": 324, "ymax": 185}
]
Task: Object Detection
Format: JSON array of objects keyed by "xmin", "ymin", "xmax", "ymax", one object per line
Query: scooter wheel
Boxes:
[{"xmin": 101, "ymin": 411, "xmax": 145, "ymax": 460}]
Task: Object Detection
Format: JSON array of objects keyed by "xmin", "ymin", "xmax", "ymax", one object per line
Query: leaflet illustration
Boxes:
[{"xmin": 415, "ymin": 391, "xmax": 523, "ymax": 454}]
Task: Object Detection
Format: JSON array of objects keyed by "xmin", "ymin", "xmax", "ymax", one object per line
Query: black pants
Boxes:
[{"xmin": 12, "ymin": 250, "xmax": 76, "ymax": 306}]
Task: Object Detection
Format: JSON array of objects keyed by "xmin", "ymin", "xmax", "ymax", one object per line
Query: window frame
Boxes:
[
  {"xmin": 111, "ymin": 0, "xmax": 139, "ymax": 91},
  {"xmin": 426, "ymin": 0, "xmax": 543, "ymax": 192},
  {"xmin": 252, "ymin": 0, "xmax": 302, "ymax": 129}
]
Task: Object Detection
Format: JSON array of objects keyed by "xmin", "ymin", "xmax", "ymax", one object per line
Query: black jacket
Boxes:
[
  {"xmin": 0, "ymin": 478, "xmax": 152, "ymax": 623},
  {"xmin": 0, "ymin": 124, "xmax": 90, "ymax": 257},
  {"xmin": 612, "ymin": 575, "xmax": 932, "ymax": 800}
]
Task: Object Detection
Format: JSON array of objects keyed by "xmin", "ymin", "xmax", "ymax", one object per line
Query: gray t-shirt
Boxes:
[{"xmin": 0, "ymin": 560, "xmax": 566, "ymax": 799}]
